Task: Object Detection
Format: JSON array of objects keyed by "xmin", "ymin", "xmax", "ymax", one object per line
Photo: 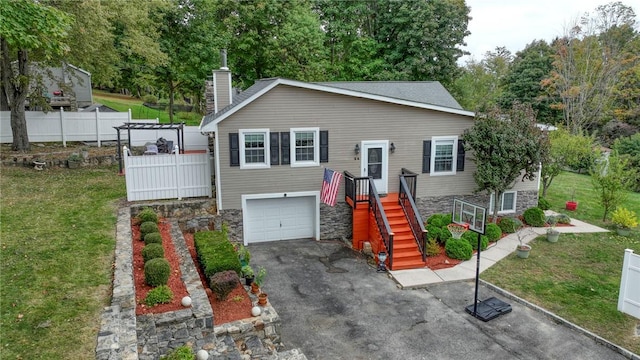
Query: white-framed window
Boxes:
[
  {"xmin": 489, "ymin": 191, "xmax": 517, "ymax": 214},
  {"xmin": 290, "ymin": 127, "xmax": 319, "ymax": 167},
  {"xmin": 240, "ymin": 129, "xmax": 270, "ymax": 169},
  {"xmin": 430, "ymin": 136, "xmax": 457, "ymax": 175}
]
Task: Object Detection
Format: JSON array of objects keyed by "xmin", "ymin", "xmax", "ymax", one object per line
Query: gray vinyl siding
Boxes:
[{"xmin": 217, "ymin": 85, "xmax": 538, "ymax": 210}]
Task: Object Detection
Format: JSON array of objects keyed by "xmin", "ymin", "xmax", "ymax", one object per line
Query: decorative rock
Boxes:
[
  {"xmin": 251, "ymin": 306, "xmax": 262, "ymax": 317},
  {"xmin": 196, "ymin": 349, "xmax": 209, "ymax": 360},
  {"xmin": 181, "ymin": 296, "xmax": 192, "ymax": 307}
]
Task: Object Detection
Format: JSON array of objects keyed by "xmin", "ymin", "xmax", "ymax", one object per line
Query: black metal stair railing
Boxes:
[{"xmin": 399, "ymin": 170, "xmax": 427, "ymax": 262}]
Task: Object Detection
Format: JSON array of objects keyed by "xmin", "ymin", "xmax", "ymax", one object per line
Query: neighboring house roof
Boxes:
[
  {"xmin": 80, "ymin": 103, "xmax": 118, "ymax": 112},
  {"xmin": 200, "ymin": 78, "xmax": 474, "ymax": 132}
]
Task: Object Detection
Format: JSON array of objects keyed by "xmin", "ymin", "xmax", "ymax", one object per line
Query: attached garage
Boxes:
[{"xmin": 242, "ymin": 192, "xmax": 319, "ymax": 244}]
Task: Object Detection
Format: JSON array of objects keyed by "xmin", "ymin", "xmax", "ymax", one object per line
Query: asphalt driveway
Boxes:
[{"xmin": 249, "ymin": 239, "xmax": 631, "ymax": 360}]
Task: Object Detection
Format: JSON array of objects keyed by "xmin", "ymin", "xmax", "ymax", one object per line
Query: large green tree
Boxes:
[
  {"xmin": 453, "ymin": 47, "xmax": 511, "ymax": 111},
  {"xmin": 0, "ymin": 0, "xmax": 72, "ymax": 151},
  {"xmin": 591, "ymin": 150, "xmax": 637, "ymax": 221},
  {"xmin": 540, "ymin": 126, "xmax": 594, "ymax": 197},
  {"xmin": 462, "ymin": 103, "xmax": 548, "ymax": 221},
  {"xmin": 500, "ymin": 40, "xmax": 562, "ymax": 125}
]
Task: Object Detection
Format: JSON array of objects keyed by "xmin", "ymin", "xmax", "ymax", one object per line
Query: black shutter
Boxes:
[
  {"xmin": 281, "ymin": 132, "xmax": 290, "ymax": 165},
  {"xmin": 456, "ymin": 140, "xmax": 465, "ymax": 172},
  {"xmin": 422, "ymin": 140, "xmax": 431, "ymax": 173},
  {"xmin": 319, "ymin": 130, "xmax": 329, "ymax": 163},
  {"xmin": 229, "ymin": 133, "xmax": 239, "ymax": 166},
  {"xmin": 270, "ymin": 132, "xmax": 279, "ymax": 165}
]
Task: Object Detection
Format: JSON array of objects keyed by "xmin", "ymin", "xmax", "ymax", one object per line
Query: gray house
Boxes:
[
  {"xmin": 30, "ymin": 63, "xmax": 93, "ymax": 109},
  {"xmin": 199, "ymin": 64, "xmax": 539, "ymax": 270}
]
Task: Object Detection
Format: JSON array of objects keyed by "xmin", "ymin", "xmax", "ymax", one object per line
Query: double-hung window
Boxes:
[
  {"xmin": 240, "ymin": 129, "xmax": 270, "ymax": 169},
  {"xmin": 489, "ymin": 191, "xmax": 517, "ymax": 214},
  {"xmin": 290, "ymin": 127, "xmax": 319, "ymax": 167},
  {"xmin": 430, "ymin": 136, "xmax": 457, "ymax": 175}
]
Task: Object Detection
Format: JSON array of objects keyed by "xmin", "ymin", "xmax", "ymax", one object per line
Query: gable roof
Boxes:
[{"xmin": 200, "ymin": 78, "xmax": 474, "ymax": 132}]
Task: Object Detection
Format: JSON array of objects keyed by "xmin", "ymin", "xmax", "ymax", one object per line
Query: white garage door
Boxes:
[{"xmin": 245, "ymin": 196, "xmax": 315, "ymax": 243}]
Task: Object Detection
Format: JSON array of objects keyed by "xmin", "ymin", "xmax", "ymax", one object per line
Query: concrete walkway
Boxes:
[{"xmin": 389, "ymin": 214, "xmax": 609, "ymax": 288}]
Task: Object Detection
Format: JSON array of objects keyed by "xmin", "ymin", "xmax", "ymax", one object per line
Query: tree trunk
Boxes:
[
  {"xmin": 168, "ymin": 82, "xmax": 174, "ymax": 123},
  {"xmin": 492, "ymin": 189, "xmax": 502, "ymax": 223},
  {"xmin": 1, "ymin": 38, "xmax": 31, "ymax": 151}
]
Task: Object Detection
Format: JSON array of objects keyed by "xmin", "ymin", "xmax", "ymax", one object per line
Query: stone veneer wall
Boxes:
[
  {"xmin": 415, "ymin": 190, "xmax": 539, "ymax": 221},
  {"xmin": 320, "ymin": 202, "xmax": 352, "ymax": 241}
]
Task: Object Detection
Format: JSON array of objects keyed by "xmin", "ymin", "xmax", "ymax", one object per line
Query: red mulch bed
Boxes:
[
  {"xmin": 425, "ymin": 243, "xmax": 462, "ymax": 270},
  {"xmin": 183, "ymin": 232, "xmax": 253, "ymax": 325},
  {"xmin": 132, "ymin": 219, "xmax": 189, "ymax": 315},
  {"xmin": 132, "ymin": 221, "xmax": 253, "ymax": 323}
]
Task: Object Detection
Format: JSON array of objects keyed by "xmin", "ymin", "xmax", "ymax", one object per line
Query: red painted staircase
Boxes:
[{"xmin": 380, "ymin": 195, "xmax": 426, "ymax": 270}]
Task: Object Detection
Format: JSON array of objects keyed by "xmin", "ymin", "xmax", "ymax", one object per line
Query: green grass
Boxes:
[
  {"xmin": 93, "ymin": 90, "xmax": 202, "ymax": 126},
  {"xmin": 0, "ymin": 166, "xmax": 126, "ymax": 359},
  {"xmin": 483, "ymin": 171, "xmax": 640, "ymax": 355}
]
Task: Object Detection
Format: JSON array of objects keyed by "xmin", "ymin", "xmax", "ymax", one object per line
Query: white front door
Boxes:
[{"xmin": 361, "ymin": 140, "xmax": 389, "ymax": 194}]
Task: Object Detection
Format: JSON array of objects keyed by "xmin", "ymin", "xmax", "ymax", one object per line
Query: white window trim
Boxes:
[
  {"xmin": 430, "ymin": 136, "xmax": 458, "ymax": 176},
  {"xmin": 239, "ymin": 129, "xmax": 270, "ymax": 169},
  {"xmin": 290, "ymin": 127, "xmax": 320, "ymax": 167},
  {"xmin": 489, "ymin": 191, "xmax": 518, "ymax": 214}
]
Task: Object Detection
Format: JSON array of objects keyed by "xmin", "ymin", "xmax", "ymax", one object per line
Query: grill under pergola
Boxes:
[{"xmin": 114, "ymin": 122, "xmax": 186, "ymax": 173}]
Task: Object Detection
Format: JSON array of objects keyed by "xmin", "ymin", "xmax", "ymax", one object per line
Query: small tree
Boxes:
[
  {"xmin": 540, "ymin": 126, "xmax": 595, "ymax": 197},
  {"xmin": 590, "ymin": 150, "xmax": 637, "ymax": 221},
  {"xmin": 462, "ymin": 102, "xmax": 548, "ymax": 222}
]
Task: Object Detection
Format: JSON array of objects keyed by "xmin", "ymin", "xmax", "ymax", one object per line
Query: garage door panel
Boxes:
[{"xmin": 246, "ymin": 196, "xmax": 315, "ymax": 243}]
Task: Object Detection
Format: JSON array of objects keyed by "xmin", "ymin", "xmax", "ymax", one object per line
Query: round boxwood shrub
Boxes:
[
  {"xmin": 427, "ymin": 213, "xmax": 446, "ymax": 228},
  {"xmin": 140, "ymin": 221, "xmax": 159, "ymax": 239},
  {"xmin": 485, "ymin": 223, "xmax": 502, "ymax": 242},
  {"xmin": 461, "ymin": 231, "xmax": 488, "ymax": 251},
  {"xmin": 144, "ymin": 232, "xmax": 163, "ymax": 245},
  {"xmin": 138, "ymin": 207, "xmax": 158, "ymax": 224},
  {"xmin": 144, "ymin": 285, "xmax": 173, "ymax": 306},
  {"xmin": 523, "ymin": 207, "xmax": 546, "ymax": 227},
  {"xmin": 498, "ymin": 217, "xmax": 523, "ymax": 233},
  {"xmin": 445, "ymin": 238, "xmax": 473, "ymax": 260},
  {"xmin": 426, "ymin": 225, "xmax": 442, "ymax": 240},
  {"xmin": 537, "ymin": 197, "xmax": 551, "ymax": 210},
  {"xmin": 142, "ymin": 243, "xmax": 165, "ymax": 262},
  {"xmin": 439, "ymin": 226, "xmax": 452, "ymax": 244},
  {"xmin": 144, "ymin": 258, "xmax": 171, "ymax": 286}
]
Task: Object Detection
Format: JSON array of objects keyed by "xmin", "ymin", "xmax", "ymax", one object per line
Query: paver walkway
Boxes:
[{"xmin": 389, "ymin": 213, "xmax": 610, "ymax": 288}]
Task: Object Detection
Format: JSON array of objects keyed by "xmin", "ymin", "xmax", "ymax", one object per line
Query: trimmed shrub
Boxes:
[
  {"xmin": 144, "ymin": 232, "xmax": 163, "ymax": 245},
  {"xmin": 142, "ymin": 243, "xmax": 165, "ymax": 263},
  {"xmin": 427, "ymin": 213, "xmax": 446, "ymax": 228},
  {"xmin": 485, "ymin": 223, "xmax": 502, "ymax": 242},
  {"xmin": 498, "ymin": 217, "xmax": 523, "ymax": 233},
  {"xmin": 144, "ymin": 285, "xmax": 173, "ymax": 306},
  {"xmin": 144, "ymin": 258, "xmax": 171, "ymax": 286},
  {"xmin": 160, "ymin": 345, "xmax": 194, "ymax": 360},
  {"xmin": 426, "ymin": 225, "xmax": 442, "ymax": 240},
  {"xmin": 209, "ymin": 270, "xmax": 240, "ymax": 301},
  {"xmin": 461, "ymin": 231, "xmax": 488, "ymax": 251},
  {"xmin": 138, "ymin": 207, "xmax": 159, "ymax": 224},
  {"xmin": 523, "ymin": 207, "xmax": 546, "ymax": 227},
  {"xmin": 445, "ymin": 238, "xmax": 473, "ymax": 260},
  {"xmin": 194, "ymin": 230, "xmax": 242, "ymax": 278},
  {"xmin": 140, "ymin": 221, "xmax": 159, "ymax": 239},
  {"xmin": 537, "ymin": 197, "xmax": 551, "ymax": 210},
  {"xmin": 142, "ymin": 94, "xmax": 159, "ymax": 105},
  {"xmin": 439, "ymin": 226, "xmax": 452, "ymax": 244}
]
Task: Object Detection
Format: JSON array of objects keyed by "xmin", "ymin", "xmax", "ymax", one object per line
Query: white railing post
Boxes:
[
  {"xmin": 95, "ymin": 107, "xmax": 101, "ymax": 147},
  {"xmin": 174, "ymin": 144, "xmax": 181, "ymax": 200},
  {"xmin": 128, "ymin": 108, "xmax": 132, "ymax": 123},
  {"xmin": 59, "ymin": 107, "xmax": 66, "ymax": 147}
]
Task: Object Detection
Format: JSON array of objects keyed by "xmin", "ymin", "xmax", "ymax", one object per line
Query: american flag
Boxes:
[{"xmin": 321, "ymin": 168, "xmax": 342, "ymax": 206}]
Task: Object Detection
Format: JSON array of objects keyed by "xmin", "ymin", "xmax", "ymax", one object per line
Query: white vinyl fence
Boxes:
[
  {"xmin": 123, "ymin": 145, "xmax": 212, "ymax": 201},
  {"xmin": 1, "ymin": 110, "xmax": 209, "ymax": 150},
  {"xmin": 0, "ymin": 109, "xmax": 156, "ymax": 145},
  {"xmin": 618, "ymin": 249, "xmax": 640, "ymax": 320}
]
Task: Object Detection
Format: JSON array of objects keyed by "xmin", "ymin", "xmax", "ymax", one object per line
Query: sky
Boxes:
[{"xmin": 459, "ymin": 0, "xmax": 639, "ymax": 64}]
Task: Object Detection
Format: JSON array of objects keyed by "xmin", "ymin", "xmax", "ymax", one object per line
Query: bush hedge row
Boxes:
[{"xmin": 194, "ymin": 230, "xmax": 242, "ymax": 278}]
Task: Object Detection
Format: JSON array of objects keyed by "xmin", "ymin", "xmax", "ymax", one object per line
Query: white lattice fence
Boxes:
[
  {"xmin": 618, "ymin": 249, "xmax": 640, "ymax": 320},
  {"xmin": 123, "ymin": 146, "xmax": 212, "ymax": 201}
]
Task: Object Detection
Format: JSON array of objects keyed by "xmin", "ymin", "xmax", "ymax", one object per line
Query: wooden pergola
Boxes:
[{"xmin": 114, "ymin": 122, "xmax": 185, "ymax": 173}]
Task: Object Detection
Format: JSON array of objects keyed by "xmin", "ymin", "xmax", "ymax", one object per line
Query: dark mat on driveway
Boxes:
[{"xmin": 249, "ymin": 239, "xmax": 631, "ymax": 360}]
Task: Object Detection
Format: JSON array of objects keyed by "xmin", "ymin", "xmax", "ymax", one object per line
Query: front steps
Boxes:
[{"xmin": 379, "ymin": 195, "xmax": 426, "ymax": 270}]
